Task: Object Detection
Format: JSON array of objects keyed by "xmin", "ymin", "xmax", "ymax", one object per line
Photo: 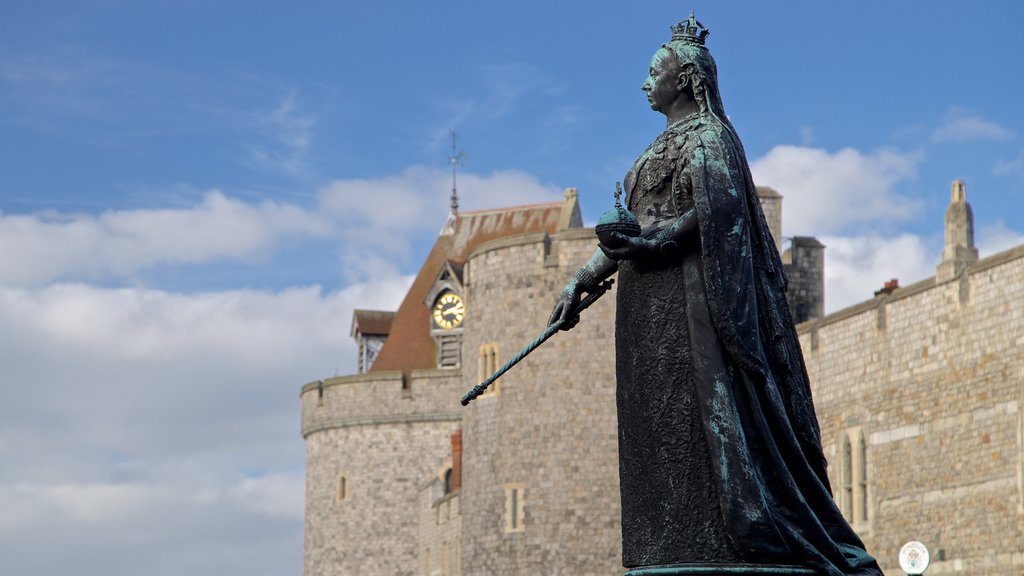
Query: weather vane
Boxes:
[{"xmin": 448, "ymin": 131, "xmax": 467, "ymax": 216}]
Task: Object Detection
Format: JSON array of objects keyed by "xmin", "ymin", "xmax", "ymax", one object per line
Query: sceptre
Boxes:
[
  {"xmin": 459, "ymin": 278, "xmax": 615, "ymax": 406},
  {"xmin": 461, "ymin": 182, "xmax": 639, "ymax": 406}
]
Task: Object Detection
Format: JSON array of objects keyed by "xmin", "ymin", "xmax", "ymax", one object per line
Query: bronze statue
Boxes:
[{"xmin": 548, "ymin": 13, "xmax": 883, "ymax": 576}]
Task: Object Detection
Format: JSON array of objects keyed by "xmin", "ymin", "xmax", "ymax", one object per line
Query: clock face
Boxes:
[{"xmin": 432, "ymin": 293, "xmax": 465, "ymax": 329}]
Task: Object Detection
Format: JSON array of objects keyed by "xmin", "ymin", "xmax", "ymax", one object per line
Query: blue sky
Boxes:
[{"xmin": 2, "ymin": 2, "xmax": 1023, "ymax": 575}]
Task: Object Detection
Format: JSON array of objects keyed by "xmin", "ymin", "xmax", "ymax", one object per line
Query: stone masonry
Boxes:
[
  {"xmin": 458, "ymin": 228, "xmax": 622, "ymax": 575},
  {"xmin": 799, "ymin": 183, "xmax": 1024, "ymax": 576},
  {"xmin": 302, "ymin": 181, "xmax": 1024, "ymax": 576},
  {"xmin": 301, "ymin": 370, "xmax": 463, "ymax": 576}
]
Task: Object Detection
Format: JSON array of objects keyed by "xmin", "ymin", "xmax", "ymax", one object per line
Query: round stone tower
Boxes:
[
  {"xmin": 458, "ymin": 227, "xmax": 622, "ymax": 574},
  {"xmin": 300, "ymin": 369, "xmax": 462, "ymax": 575}
]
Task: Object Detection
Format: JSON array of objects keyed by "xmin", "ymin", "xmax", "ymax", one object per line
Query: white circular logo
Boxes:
[{"xmin": 899, "ymin": 541, "xmax": 930, "ymax": 575}]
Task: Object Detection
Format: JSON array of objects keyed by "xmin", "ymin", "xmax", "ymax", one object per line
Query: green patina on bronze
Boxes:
[{"xmin": 464, "ymin": 12, "xmax": 883, "ymax": 576}]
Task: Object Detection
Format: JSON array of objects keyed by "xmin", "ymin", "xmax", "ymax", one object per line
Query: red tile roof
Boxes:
[{"xmin": 369, "ymin": 195, "xmax": 579, "ymax": 374}]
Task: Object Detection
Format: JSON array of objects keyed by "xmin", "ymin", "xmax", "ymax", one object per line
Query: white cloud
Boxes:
[
  {"xmin": 318, "ymin": 166, "xmax": 563, "ymax": 279},
  {"xmin": 0, "ymin": 276, "xmax": 410, "ymax": 576},
  {"xmin": 750, "ymin": 145, "xmax": 923, "ymax": 235},
  {"xmin": 977, "ymin": 221, "xmax": 1024, "ymax": 257},
  {"xmin": 0, "ymin": 478, "xmax": 302, "ymax": 576},
  {"xmin": 250, "ymin": 92, "xmax": 317, "ymax": 175},
  {"xmin": 0, "ymin": 190, "xmax": 331, "ymax": 287},
  {"xmin": 818, "ymin": 233, "xmax": 938, "ymax": 313},
  {"xmin": 228, "ymin": 472, "xmax": 305, "ymax": 521},
  {"xmin": 0, "ymin": 165, "xmax": 553, "ymax": 575},
  {"xmin": 931, "ymin": 108, "xmax": 1015, "ymax": 143},
  {"xmin": 0, "ymin": 166, "xmax": 559, "ymax": 289}
]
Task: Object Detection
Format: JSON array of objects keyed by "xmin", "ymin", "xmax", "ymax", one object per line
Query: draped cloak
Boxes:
[{"xmin": 615, "ymin": 114, "xmax": 882, "ymax": 576}]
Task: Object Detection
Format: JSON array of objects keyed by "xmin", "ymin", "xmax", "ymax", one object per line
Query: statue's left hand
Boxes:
[{"xmin": 599, "ymin": 232, "xmax": 659, "ymax": 261}]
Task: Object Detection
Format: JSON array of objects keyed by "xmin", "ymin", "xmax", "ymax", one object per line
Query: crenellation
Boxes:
[
  {"xmin": 304, "ymin": 184, "xmax": 1024, "ymax": 576},
  {"xmin": 799, "ymin": 225, "xmax": 1024, "ymax": 575}
]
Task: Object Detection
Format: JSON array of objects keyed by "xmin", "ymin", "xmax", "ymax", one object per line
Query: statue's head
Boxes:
[{"xmin": 643, "ymin": 13, "xmax": 727, "ymax": 121}]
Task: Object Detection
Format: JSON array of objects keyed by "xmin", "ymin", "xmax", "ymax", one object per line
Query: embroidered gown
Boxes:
[{"xmin": 614, "ymin": 114, "xmax": 881, "ymax": 576}]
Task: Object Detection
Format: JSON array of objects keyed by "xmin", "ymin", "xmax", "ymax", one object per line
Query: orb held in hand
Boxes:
[{"xmin": 595, "ymin": 181, "xmax": 641, "ymax": 249}]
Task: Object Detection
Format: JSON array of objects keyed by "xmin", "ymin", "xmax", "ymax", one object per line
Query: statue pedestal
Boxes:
[{"xmin": 625, "ymin": 564, "xmax": 819, "ymax": 576}]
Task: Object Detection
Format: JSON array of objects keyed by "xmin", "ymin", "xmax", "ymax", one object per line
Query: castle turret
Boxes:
[
  {"xmin": 783, "ymin": 236, "xmax": 825, "ymax": 324},
  {"xmin": 936, "ymin": 179, "xmax": 978, "ymax": 282},
  {"xmin": 756, "ymin": 186, "xmax": 784, "ymax": 254}
]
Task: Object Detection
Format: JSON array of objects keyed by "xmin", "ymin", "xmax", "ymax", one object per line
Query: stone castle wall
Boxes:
[
  {"xmin": 459, "ymin": 228, "xmax": 622, "ymax": 575},
  {"xmin": 418, "ymin": 486, "xmax": 462, "ymax": 576},
  {"xmin": 301, "ymin": 370, "xmax": 463, "ymax": 576},
  {"xmin": 799, "ymin": 245, "xmax": 1024, "ymax": 576},
  {"xmin": 303, "ymin": 209, "xmax": 1024, "ymax": 576}
]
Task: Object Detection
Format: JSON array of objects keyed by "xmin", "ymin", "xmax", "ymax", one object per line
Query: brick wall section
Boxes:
[
  {"xmin": 799, "ymin": 246, "xmax": 1024, "ymax": 576},
  {"xmin": 459, "ymin": 228, "xmax": 622, "ymax": 575}
]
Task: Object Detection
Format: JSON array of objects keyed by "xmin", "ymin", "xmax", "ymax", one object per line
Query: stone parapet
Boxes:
[
  {"xmin": 300, "ymin": 369, "xmax": 463, "ymax": 438},
  {"xmin": 798, "ymin": 245, "xmax": 1024, "ymax": 576}
]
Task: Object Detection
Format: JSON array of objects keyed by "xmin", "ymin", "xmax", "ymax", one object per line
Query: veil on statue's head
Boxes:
[{"xmin": 660, "ymin": 12, "xmax": 729, "ymax": 126}]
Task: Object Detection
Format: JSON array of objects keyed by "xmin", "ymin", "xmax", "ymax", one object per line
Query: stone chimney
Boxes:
[
  {"xmin": 450, "ymin": 428, "xmax": 462, "ymax": 492},
  {"xmin": 874, "ymin": 278, "xmax": 900, "ymax": 297},
  {"xmin": 756, "ymin": 186, "xmax": 784, "ymax": 254},
  {"xmin": 556, "ymin": 187, "xmax": 584, "ymax": 231},
  {"xmin": 936, "ymin": 179, "xmax": 978, "ymax": 282},
  {"xmin": 783, "ymin": 236, "xmax": 825, "ymax": 323}
]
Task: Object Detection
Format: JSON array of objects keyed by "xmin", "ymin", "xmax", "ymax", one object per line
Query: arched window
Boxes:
[
  {"xmin": 443, "ymin": 467, "xmax": 453, "ymax": 495},
  {"xmin": 841, "ymin": 436, "xmax": 853, "ymax": 520},
  {"xmin": 478, "ymin": 343, "xmax": 500, "ymax": 396},
  {"xmin": 858, "ymin": 433, "xmax": 868, "ymax": 523}
]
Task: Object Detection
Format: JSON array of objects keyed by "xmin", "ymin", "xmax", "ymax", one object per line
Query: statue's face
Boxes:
[{"xmin": 641, "ymin": 49, "xmax": 681, "ymax": 115}]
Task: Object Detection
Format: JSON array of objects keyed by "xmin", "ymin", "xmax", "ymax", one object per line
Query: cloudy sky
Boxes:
[{"xmin": 2, "ymin": 1, "xmax": 1023, "ymax": 574}]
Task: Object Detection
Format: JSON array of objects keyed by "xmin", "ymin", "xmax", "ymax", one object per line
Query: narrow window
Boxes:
[
  {"xmin": 478, "ymin": 343, "xmax": 500, "ymax": 397},
  {"xmin": 858, "ymin": 433, "xmax": 868, "ymax": 523},
  {"xmin": 336, "ymin": 474, "xmax": 348, "ymax": 503},
  {"xmin": 841, "ymin": 437, "xmax": 853, "ymax": 520},
  {"xmin": 503, "ymin": 483, "xmax": 525, "ymax": 533},
  {"xmin": 511, "ymin": 489, "xmax": 519, "ymax": 529}
]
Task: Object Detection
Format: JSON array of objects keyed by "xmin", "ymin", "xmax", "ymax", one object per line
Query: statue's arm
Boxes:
[
  {"xmin": 602, "ymin": 207, "xmax": 700, "ymax": 259},
  {"xmin": 598, "ymin": 209, "xmax": 698, "ymax": 261},
  {"xmin": 600, "ymin": 154, "xmax": 699, "ymax": 261},
  {"xmin": 547, "ymin": 248, "xmax": 617, "ymax": 330}
]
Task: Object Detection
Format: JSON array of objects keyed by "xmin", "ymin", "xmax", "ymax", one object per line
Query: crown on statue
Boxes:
[{"xmin": 671, "ymin": 11, "xmax": 710, "ymax": 45}]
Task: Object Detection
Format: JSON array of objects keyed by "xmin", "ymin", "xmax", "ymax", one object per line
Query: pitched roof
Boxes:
[
  {"xmin": 350, "ymin": 310, "xmax": 396, "ymax": 338},
  {"xmin": 369, "ymin": 190, "xmax": 581, "ymax": 374}
]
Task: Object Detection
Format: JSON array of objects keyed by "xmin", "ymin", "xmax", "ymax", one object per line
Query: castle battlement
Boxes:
[
  {"xmin": 302, "ymin": 187, "xmax": 837, "ymax": 576},
  {"xmin": 794, "ymin": 187, "xmax": 1024, "ymax": 576},
  {"xmin": 299, "ymin": 369, "xmax": 463, "ymax": 439}
]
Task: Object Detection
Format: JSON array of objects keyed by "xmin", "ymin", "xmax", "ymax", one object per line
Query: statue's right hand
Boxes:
[{"xmin": 548, "ymin": 287, "xmax": 581, "ymax": 331}]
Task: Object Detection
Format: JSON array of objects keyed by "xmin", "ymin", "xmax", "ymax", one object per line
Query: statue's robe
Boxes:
[{"xmin": 616, "ymin": 114, "xmax": 882, "ymax": 576}]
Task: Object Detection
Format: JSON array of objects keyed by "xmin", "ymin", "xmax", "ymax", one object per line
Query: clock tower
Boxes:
[{"xmin": 424, "ymin": 261, "xmax": 465, "ymax": 368}]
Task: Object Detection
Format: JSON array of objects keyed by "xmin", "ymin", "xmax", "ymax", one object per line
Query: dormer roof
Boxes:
[{"xmin": 350, "ymin": 309, "xmax": 396, "ymax": 339}]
